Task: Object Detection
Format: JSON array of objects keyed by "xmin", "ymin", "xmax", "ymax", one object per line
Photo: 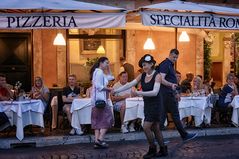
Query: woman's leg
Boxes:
[
  {"xmin": 143, "ymin": 121, "xmax": 158, "ymax": 158},
  {"xmin": 152, "ymin": 122, "xmax": 168, "ymax": 157},
  {"xmin": 99, "ymin": 128, "xmax": 108, "ymax": 141},
  {"xmin": 94, "ymin": 129, "xmax": 100, "ymax": 142},
  {"xmin": 152, "ymin": 122, "xmax": 164, "ymax": 146},
  {"xmin": 143, "ymin": 121, "xmax": 154, "ymax": 146}
]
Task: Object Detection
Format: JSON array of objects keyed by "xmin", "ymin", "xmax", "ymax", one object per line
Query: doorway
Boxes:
[
  {"xmin": 0, "ymin": 33, "xmax": 32, "ymax": 91},
  {"xmin": 211, "ymin": 62, "xmax": 223, "ymax": 87}
]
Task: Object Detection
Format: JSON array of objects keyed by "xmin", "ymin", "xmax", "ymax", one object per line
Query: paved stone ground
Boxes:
[{"xmin": 0, "ymin": 135, "xmax": 239, "ymax": 159}]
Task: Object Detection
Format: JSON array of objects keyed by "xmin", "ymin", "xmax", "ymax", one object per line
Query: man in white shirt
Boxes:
[{"xmin": 111, "ymin": 71, "xmax": 135, "ymax": 133}]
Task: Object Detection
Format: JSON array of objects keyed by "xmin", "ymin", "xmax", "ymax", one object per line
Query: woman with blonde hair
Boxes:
[
  {"xmin": 192, "ymin": 76, "xmax": 209, "ymax": 96},
  {"xmin": 31, "ymin": 76, "xmax": 50, "ymax": 111}
]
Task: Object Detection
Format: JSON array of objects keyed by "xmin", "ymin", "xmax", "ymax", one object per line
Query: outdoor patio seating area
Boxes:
[
  {"xmin": 1, "ymin": 0, "xmax": 239, "ymax": 152},
  {"xmin": 0, "ymin": 94, "xmax": 237, "ymax": 141}
]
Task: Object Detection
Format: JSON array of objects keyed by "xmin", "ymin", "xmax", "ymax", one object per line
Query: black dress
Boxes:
[{"xmin": 141, "ymin": 71, "xmax": 161, "ymax": 122}]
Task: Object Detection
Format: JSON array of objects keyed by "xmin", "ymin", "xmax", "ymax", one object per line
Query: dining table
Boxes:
[
  {"xmin": 230, "ymin": 95, "xmax": 239, "ymax": 127},
  {"xmin": 0, "ymin": 99, "xmax": 44, "ymax": 141},
  {"xmin": 124, "ymin": 95, "xmax": 213, "ymax": 127},
  {"xmin": 123, "ymin": 97, "xmax": 144, "ymax": 123},
  {"xmin": 70, "ymin": 98, "xmax": 113, "ymax": 130},
  {"xmin": 178, "ymin": 95, "xmax": 213, "ymax": 127}
]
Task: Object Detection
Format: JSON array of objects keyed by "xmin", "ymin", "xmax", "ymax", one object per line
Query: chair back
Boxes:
[{"xmin": 57, "ymin": 91, "xmax": 64, "ymax": 112}]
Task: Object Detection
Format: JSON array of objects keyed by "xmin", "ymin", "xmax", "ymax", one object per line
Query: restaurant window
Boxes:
[{"xmin": 67, "ymin": 29, "xmax": 125, "ymax": 87}]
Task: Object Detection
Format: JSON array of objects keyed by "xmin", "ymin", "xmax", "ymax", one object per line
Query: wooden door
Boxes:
[
  {"xmin": 211, "ymin": 62, "xmax": 223, "ymax": 87},
  {"xmin": 0, "ymin": 33, "xmax": 32, "ymax": 91}
]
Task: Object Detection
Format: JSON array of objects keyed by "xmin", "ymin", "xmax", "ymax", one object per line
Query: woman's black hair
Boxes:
[
  {"xmin": 89, "ymin": 57, "xmax": 108, "ymax": 80},
  {"xmin": 138, "ymin": 54, "xmax": 156, "ymax": 69}
]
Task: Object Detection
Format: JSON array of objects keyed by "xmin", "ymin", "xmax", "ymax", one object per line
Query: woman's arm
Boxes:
[
  {"xmin": 94, "ymin": 70, "xmax": 105, "ymax": 91},
  {"xmin": 111, "ymin": 93, "xmax": 130, "ymax": 102},
  {"xmin": 114, "ymin": 74, "xmax": 142, "ymax": 93},
  {"xmin": 135, "ymin": 74, "xmax": 161, "ymax": 97},
  {"xmin": 94, "ymin": 69, "xmax": 112, "ymax": 92}
]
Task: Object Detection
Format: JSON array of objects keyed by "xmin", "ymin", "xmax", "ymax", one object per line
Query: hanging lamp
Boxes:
[
  {"xmin": 179, "ymin": 31, "xmax": 190, "ymax": 42},
  {"xmin": 143, "ymin": 38, "xmax": 155, "ymax": 50},
  {"xmin": 96, "ymin": 45, "xmax": 105, "ymax": 54},
  {"xmin": 53, "ymin": 33, "xmax": 66, "ymax": 46}
]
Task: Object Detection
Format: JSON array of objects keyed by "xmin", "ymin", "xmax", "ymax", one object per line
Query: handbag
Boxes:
[
  {"xmin": 95, "ymin": 100, "xmax": 106, "ymax": 108},
  {"xmin": 94, "ymin": 71, "xmax": 106, "ymax": 109}
]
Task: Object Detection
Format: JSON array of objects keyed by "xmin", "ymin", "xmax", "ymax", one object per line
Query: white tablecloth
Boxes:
[
  {"xmin": 0, "ymin": 99, "xmax": 44, "ymax": 141},
  {"xmin": 70, "ymin": 98, "xmax": 113, "ymax": 130},
  {"xmin": 124, "ymin": 96, "xmax": 212, "ymax": 127},
  {"xmin": 124, "ymin": 97, "xmax": 144, "ymax": 123},
  {"xmin": 179, "ymin": 96, "xmax": 213, "ymax": 127},
  {"xmin": 230, "ymin": 95, "xmax": 239, "ymax": 127}
]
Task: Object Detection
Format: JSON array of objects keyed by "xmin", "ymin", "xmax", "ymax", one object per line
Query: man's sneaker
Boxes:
[
  {"xmin": 69, "ymin": 128, "xmax": 76, "ymax": 135},
  {"xmin": 121, "ymin": 125, "xmax": 129, "ymax": 133},
  {"xmin": 183, "ymin": 133, "xmax": 198, "ymax": 142},
  {"xmin": 128, "ymin": 123, "xmax": 135, "ymax": 132},
  {"xmin": 75, "ymin": 129, "xmax": 84, "ymax": 135}
]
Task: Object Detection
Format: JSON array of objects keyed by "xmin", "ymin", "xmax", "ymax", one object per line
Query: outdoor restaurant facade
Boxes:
[{"xmin": 1, "ymin": 0, "xmax": 239, "ymax": 92}]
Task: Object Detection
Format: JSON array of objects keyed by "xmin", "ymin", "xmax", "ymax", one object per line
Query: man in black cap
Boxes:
[{"xmin": 157, "ymin": 49, "xmax": 197, "ymax": 141}]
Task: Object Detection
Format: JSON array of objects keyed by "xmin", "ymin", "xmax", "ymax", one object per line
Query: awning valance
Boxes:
[
  {"xmin": 139, "ymin": 0, "xmax": 239, "ymax": 30},
  {"xmin": 141, "ymin": 11, "xmax": 239, "ymax": 30},
  {"xmin": 0, "ymin": 13, "xmax": 125, "ymax": 29},
  {"xmin": 0, "ymin": 0, "xmax": 126, "ymax": 29}
]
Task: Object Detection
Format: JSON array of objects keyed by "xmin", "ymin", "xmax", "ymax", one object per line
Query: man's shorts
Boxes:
[{"xmin": 113, "ymin": 101, "xmax": 125, "ymax": 112}]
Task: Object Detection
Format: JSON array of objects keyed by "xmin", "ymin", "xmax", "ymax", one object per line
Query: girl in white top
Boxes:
[{"xmin": 90, "ymin": 57, "xmax": 114, "ymax": 149}]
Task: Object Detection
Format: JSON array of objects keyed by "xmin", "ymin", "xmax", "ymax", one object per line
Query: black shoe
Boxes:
[
  {"xmin": 143, "ymin": 145, "xmax": 157, "ymax": 159},
  {"xmin": 94, "ymin": 143, "xmax": 101, "ymax": 149},
  {"xmin": 94, "ymin": 139, "xmax": 109, "ymax": 149},
  {"xmin": 160, "ymin": 126, "xmax": 167, "ymax": 130},
  {"xmin": 183, "ymin": 133, "xmax": 198, "ymax": 142},
  {"xmin": 156, "ymin": 145, "xmax": 168, "ymax": 157}
]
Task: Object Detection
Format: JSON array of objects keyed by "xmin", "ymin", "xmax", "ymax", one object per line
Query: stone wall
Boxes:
[
  {"xmin": 33, "ymin": 29, "xmax": 66, "ymax": 87},
  {"xmin": 127, "ymin": 29, "xmax": 200, "ymax": 80}
]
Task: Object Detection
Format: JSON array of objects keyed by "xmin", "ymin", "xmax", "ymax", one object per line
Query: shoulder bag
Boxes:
[{"xmin": 94, "ymin": 71, "xmax": 106, "ymax": 109}]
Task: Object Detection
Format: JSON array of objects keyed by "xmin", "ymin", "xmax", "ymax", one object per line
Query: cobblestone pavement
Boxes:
[{"xmin": 0, "ymin": 135, "xmax": 239, "ymax": 159}]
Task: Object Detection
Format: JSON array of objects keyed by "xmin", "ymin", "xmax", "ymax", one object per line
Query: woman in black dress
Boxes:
[{"xmin": 114, "ymin": 54, "xmax": 167, "ymax": 159}]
